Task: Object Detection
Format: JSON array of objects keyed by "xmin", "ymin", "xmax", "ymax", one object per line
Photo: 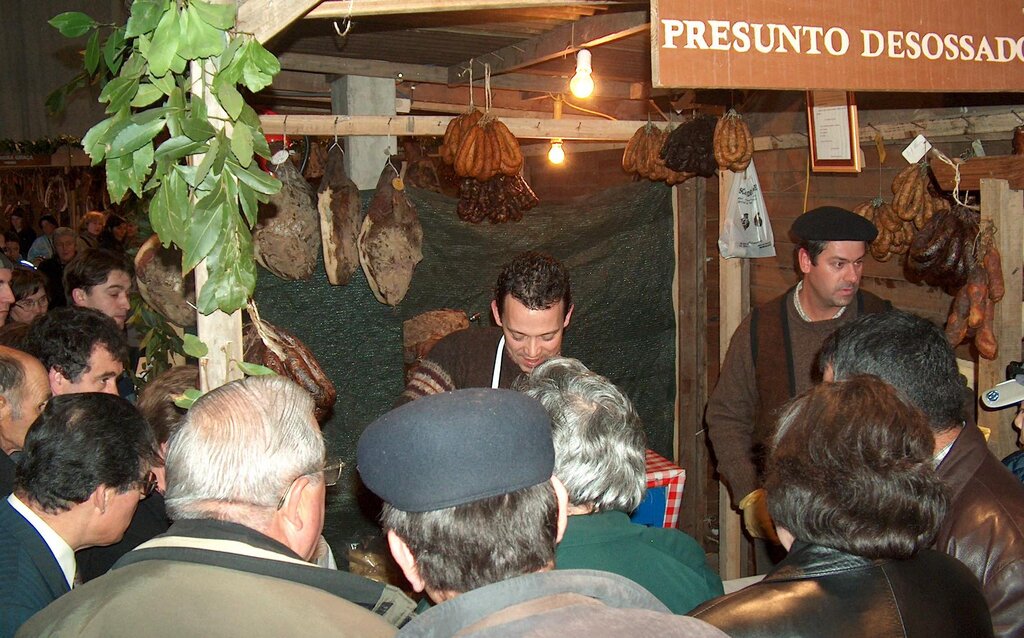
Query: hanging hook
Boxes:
[
  {"xmin": 1011, "ymin": 110, "xmax": 1024, "ymax": 125},
  {"xmin": 282, "ymin": 115, "xmax": 288, "ymax": 148},
  {"xmin": 329, "ymin": 117, "xmax": 342, "ymax": 152},
  {"xmin": 333, "ymin": 0, "xmax": 354, "ymax": 38}
]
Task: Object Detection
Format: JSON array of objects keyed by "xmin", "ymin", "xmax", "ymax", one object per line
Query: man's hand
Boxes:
[{"xmin": 738, "ymin": 488, "xmax": 780, "ymax": 544}]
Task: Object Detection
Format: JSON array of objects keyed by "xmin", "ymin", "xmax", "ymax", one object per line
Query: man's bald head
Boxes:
[{"xmin": 0, "ymin": 346, "xmax": 51, "ymax": 455}]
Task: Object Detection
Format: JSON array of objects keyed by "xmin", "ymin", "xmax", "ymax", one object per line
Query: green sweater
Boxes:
[{"xmin": 554, "ymin": 511, "xmax": 723, "ymax": 614}]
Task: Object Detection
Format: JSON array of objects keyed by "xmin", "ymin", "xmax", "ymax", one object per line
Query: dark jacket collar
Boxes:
[
  {"xmin": 162, "ymin": 518, "xmax": 303, "ymax": 560},
  {"xmin": 765, "ymin": 541, "xmax": 884, "ymax": 582},
  {"xmin": 934, "ymin": 424, "xmax": 984, "ymax": 502}
]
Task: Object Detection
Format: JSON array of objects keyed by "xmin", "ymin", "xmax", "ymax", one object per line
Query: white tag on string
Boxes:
[
  {"xmin": 902, "ymin": 135, "xmax": 932, "ymax": 164},
  {"xmin": 271, "ymin": 149, "xmax": 290, "ymax": 165}
]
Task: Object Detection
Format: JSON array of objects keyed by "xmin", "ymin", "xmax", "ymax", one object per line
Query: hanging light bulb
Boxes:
[
  {"xmin": 569, "ymin": 49, "xmax": 595, "ymax": 99},
  {"xmin": 548, "ymin": 139, "xmax": 565, "ymax": 164}
]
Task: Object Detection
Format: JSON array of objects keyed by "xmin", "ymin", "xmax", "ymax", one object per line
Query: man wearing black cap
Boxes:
[
  {"xmin": 706, "ymin": 206, "xmax": 891, "ymax": 549},
  {"xmin": 358, "ymin": 388, "xmax": 729, "ymax": 637}
]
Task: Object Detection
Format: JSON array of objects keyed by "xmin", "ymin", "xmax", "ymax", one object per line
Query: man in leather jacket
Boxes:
[
  {"xmin": 818, "ymin": 310, "xmax": 1024, "ymax": 638},
  {"xmin": 691, "ymin": 376, "xmax": 993, "ymax": 637}
]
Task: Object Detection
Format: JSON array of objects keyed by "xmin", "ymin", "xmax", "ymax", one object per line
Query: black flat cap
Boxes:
[
  {"xmin": 357, "ymin": 389, "xmax": 554, "ymax": 513},
  {"xmin": 791, "ymin": 206, "xmax": 878, "ymax": 242}
]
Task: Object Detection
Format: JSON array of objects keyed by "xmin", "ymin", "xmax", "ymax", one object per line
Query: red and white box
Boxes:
[{"xmin": 630, "ymin": 449, "xmax": 687, "ymax": 528}]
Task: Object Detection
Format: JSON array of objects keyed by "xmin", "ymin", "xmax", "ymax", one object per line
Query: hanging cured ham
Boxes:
[
  {"xmin": 252, "ymin": 158, "xmax": 319, "ymax": 280},
  {"xmin": 357, "ymin": 164, "xmax": 423, "ymax": 306},
  {"xmin": 316, "ymin": 145, "xmax": 362, "ymax": 285},
  {"xmin": 135, "ymin": 235, "xmax": 196, "ymax": 327}
]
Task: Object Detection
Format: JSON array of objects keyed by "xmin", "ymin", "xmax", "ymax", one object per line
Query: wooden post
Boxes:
[
  {"xmin": 717, "ymin": 170, "xmax": 748, "ymax": 580},
  {"xmin": 977, "ymin": 178, "xmax": 1024, "ymax": 458},
  {"xmin": 675, "ymin": 178, "xmax": 708, "ymax": 543},
  {"xmin": 192, "ymin": 53, "xmax": 244, "ymax": 392}
]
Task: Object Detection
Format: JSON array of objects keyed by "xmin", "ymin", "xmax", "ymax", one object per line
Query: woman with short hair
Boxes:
[{"xmin": 691, "ymin": 375, "xmax": 993, "ymax": 637}]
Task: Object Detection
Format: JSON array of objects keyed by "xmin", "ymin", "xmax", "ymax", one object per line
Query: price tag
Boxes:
[
  {"xmin": 901, "ymin": 135, "xmax": 932, "ymax": 164},
  {"xmin": 874, "ymin": 133, "xmax": 886, "ymax": 165}
]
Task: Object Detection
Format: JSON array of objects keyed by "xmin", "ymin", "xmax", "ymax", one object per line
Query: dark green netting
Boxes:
[{"xmin": 253, "ymin": 179, "xmax": 675, "ymax": 551}]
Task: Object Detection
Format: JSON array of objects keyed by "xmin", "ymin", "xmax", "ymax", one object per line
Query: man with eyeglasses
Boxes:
[
  {"xmin": 0, "ymin": 393, "xmax": 157, "ymax": 638},
  {"xmin": 18, "ymin": 376, "xmax": 413, "ymax": 638}
]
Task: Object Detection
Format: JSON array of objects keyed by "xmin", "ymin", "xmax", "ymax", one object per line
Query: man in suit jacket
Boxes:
[
  {"xmin": 0, "ymin": 393, "xmax": 157, "ymax": 638},
  {"xmin": 0, "ymin": 347, "xmax": 51, "ymax": 497}
]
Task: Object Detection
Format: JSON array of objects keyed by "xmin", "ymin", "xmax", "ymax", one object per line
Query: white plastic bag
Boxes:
[{"xmin": 718, "ymin": 161, "xmax": 775, "ymax": 259}]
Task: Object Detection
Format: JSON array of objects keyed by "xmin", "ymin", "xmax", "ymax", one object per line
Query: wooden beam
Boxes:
[
  {"xmin": 447, "ymin": 10, "xmax": 648, "ymax": 83},
  {"xmin": 931, "ymin": 155, "xmax": 1024, "ymax": 191},
  {"xmin": 260, "ymin": 113, "xmax": 647, "ymax": 140},
  {"xmin": 976, "ymin": 178, "xmax": 1024, "ymax": 459},
  {"xmin": 237, "ymin": 0, "xmax": 322, "ymax": 44},
  {"xmin": 717, "ymin": 170, "xmax": 748, "ymax": 581},
  {"xmin": 675, "ymin": 178, "xmax": 708, "ymax": 545},
  {"xmin": 277, "ymin": 53, "xmax": 644, "ymax": 99},
  {"xmin": 307, "ymin": 0, "xmax": 619, "ymax": 19}
]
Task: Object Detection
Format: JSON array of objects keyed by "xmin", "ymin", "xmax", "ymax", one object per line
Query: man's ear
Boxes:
[
  {"xmin": 70, "ymin": 287, "xmax": 87, "ymax": 306},
  {"xmin": 0, "ymin": 395, "xmax": 9, "ymax": 422},
  {"xmin": 797, "ymin": 248, "xmax": 812, "ymax": 275},
  {"xmin": 550, "ymin": 475, "xmax": 569, "ymax": 545},
  {"xmin": 387, "ymin": 529, "xmax": 425, "ymax": 593},
  {"xmin": 490, "ymin": 299, "xmax": 502, "ymax": 327},
  {"xmin": 562, "ymin": 303, "xmax": 575, "ymax": 328},
  {"xmin": 89, "ymin": 485, "xmax": 110, "ymax": 514},
  {"xmin": 48, "ymin": 367, "xmax": 68, "ymax": 394},
  {"xmin": 279, "ymin": 476, "xmax": 312, "ymax": 530}
]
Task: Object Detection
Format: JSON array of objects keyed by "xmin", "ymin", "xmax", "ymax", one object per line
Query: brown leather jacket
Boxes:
[
  {"xmin": 934, "ymin": 424, "xmax": 1024, "ymax": 638},
  {"xmin": 690, "ymin": 542, "xmax": 993, "ymax": 638}
]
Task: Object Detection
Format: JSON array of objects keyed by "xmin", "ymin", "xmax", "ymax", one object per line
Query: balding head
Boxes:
[
  {"xmin": 163, "ymin": 376, "xmax": 326, "ymax": 560},
  {"xmin": 0, "ymin": 346, "xmax": 51, "ymax": 455}
]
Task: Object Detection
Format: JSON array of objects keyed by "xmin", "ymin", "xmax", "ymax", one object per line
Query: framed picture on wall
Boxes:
[{"xmin": 806, "ymin": 91, "xmax": 863, "ymax": 173}]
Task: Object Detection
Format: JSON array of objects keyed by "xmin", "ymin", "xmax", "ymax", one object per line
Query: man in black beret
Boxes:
[
  {"xmin": 358, "ymin": 388, "xmax": 729, "ymax": 637},
  {"xmin": 705, "ymin": 205, "xmax": 890, "ymax": 566}
]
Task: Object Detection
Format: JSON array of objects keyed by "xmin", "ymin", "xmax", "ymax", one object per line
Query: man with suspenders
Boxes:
[
  {"xmin": 399, "ymin": 252, "xmax": 573, "ymax": 403},
  {"xmin": 706, "ymin": 206, "xmax": 889, "ymax": 556}
]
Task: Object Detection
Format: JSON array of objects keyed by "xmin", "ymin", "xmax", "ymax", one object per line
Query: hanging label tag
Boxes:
[
  {"xmin": 874, "ymin": 133, "xmax": 887, "ymax": 165},
  {"xmin": 971, "ymin": 139, "xmax": 986, "ymax": 157},
  {"xmin": 270, "ymin": 150, "xmax": 290, "ymax": 165},
  {"xmin": 901, "ymin": 135, "xmax": 932, "ymax": 164}
]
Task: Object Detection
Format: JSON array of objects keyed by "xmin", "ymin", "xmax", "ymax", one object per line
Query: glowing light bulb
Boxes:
[
  {"xmin": 569, "ymin": 49, "xmax": 595, "ymax": 98},
  {"xmin": 548, "ymin": 139, "xmax": 565, "ymax": 164}
]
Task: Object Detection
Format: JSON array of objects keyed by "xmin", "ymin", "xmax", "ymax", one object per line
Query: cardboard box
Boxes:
[{"xmin": 630, "ymin": 449, "xmax": 686, "ymax": 528}]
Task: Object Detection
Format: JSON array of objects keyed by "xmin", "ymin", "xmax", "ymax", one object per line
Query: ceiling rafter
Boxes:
[
  {"xmin": 305, "ymin": 0, "xmax": 621, "ymax": 19},
  {"xmin": 276, "ymin": 52, "xmax": 647, "ymax": 99},
  {"xmin": 236, "ymin": 0, "xmax": 322, "ymax": 44},
  {"xmin": 445, "ymin": 10, "xmax": 648, "ymax": 84}
]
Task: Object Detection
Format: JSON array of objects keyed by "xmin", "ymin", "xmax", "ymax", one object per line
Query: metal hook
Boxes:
[
  {"xmin": 282, "ymin": 115, "xmax": 288, "ymax": 148},
  {"xmin": 1012, "ymin": 110, "xmax": 1024, "ymax": 125},
  {"xmin": 329, "ymin": 117, "xmax": 342, "ymax": 152},
  {"xmin": 333, "ymin": 19, "xmax": 351, "ymax": 37}
]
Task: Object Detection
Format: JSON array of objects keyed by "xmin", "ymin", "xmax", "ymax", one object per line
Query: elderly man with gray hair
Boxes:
[
  {"xmin": 518, "ymin": 357, "xmax": 723, "ymax": 613},
  {"xmin": 17, "ymin": 376, "xmax": 414, "ymax": 638}
]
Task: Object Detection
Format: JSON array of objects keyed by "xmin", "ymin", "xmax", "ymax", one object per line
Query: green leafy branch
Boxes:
[
  {"xmin": 172, "ymin": 332, "xmax": 276, "ymax": 409},
  {"xmin": 49, "ymin": 0, "xmax": 282, "ymax": 315}
]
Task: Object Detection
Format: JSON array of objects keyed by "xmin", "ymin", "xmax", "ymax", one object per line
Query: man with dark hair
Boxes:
[
  {"xmin": 0, "ymin": 393, "xmax": 156, "ymax": 638},
  {"xmin": 0, "ymin": 347, "xmax": 50, "ymax": 496},
  {"xmin": 37, "ymin": 227, "xmax": 76, "ymax": 308},
  {"xmin": 692, "ymin": 376, "xmax": 993, "ymax": 637},
  {"xmin": 22, "ymin": 307, "xmax": 127, "ymax": 396},
  {"xmin": 400, "ymin": 251, "xmax": 573, "ymax": 403},
  {"xmin": 359, "ymin": 388, "xmax": 729, "ymax": 636},
  {"xmin": 818, "ymin": 309, "xmax": 1024, "ymax": 638},
  {"xmin": 706, "ymin": 206, "xmax": 890, "ymax": 548},
  {"xmin": 73, "ymin": 367, "xmax": 199, "ymax": 582},
  {"xmin": 8, "ymin": 209, "xmax": 35, "ymax": 259},
  {"xmin": 64, "ymin": 248, "xmax": 133, "ymax": 329}
]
